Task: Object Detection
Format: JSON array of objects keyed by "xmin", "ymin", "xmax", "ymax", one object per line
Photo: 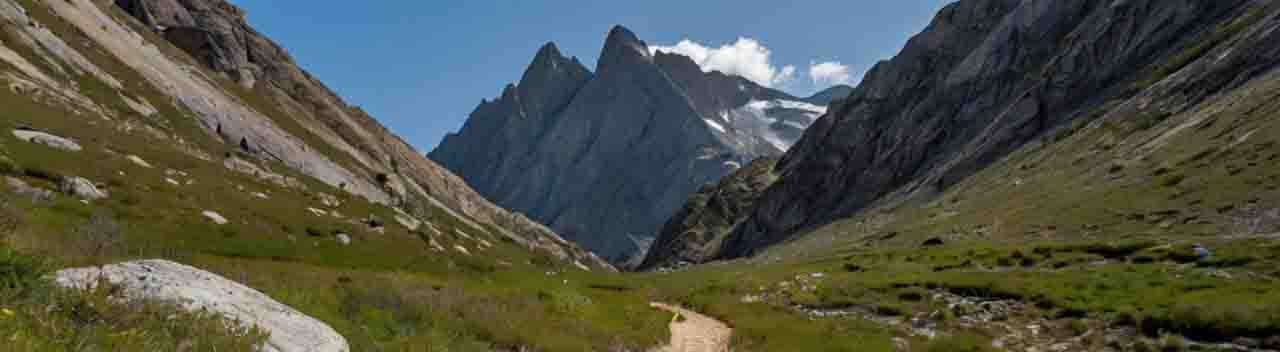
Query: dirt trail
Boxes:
[{"xmin": 649, "ymin": 302, "xmax": 732, "ymax": 352}]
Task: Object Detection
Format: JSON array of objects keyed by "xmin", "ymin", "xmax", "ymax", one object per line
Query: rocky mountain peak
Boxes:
[
  {"xmin": 597, "ymin": 25, "xmax": 652, "ymax": 75},
  {"xmin": 517, "ymin": 42, "xmax": 592, "ymax": 123}
]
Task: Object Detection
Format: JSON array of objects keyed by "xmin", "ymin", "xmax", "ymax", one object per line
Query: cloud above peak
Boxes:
[
  {"xmin": 651, "ymin": 38, "xmax": 796, "ymax": 88},
  {"xmin": 809, "ymin": 61, "xmax": 852, "ymax": 86}
]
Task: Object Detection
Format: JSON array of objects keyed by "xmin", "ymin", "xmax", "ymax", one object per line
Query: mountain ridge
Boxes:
[{"xmin": 431, "ymin": 25, "xmax": 847, "ymax": 262}]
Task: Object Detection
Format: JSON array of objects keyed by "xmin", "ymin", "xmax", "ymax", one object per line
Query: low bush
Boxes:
[{"xmin": 925, "ymin": 333, "xmax": 995, "ymax": 352}]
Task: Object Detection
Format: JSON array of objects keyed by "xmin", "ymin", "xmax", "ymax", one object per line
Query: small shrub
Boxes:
[
  {"xmin": 305, "ymin": 226, "xmax": 328, "ymax": 237},
  {"xmin": 898, "ymin": 288, "xmax": 927, "ymax": 302},
  {"xmin": 873, "ymin": 303, "xmax": 907, "ymax": 317},
  {"xmin": 0, "ymin": 155, "xmax": 20, "ymax": 176},
  {"xmin": 1158, "ymin": 335, "xmax": 1189, "ymax": 352},
  {"xmin": 22, "ymin": 166, "xmax": 61, "ymax": 182},
  {"xmin": 0, "ymin": 246, "xmax": 47, "ymax": 295},
  {"xmin": 0, "ymin": 195, "xmax": 23, "ymax": 243},
  {"xmin": 1068, "ymin": 319, "xmax": 1091, "ymax": 336},
  {"xmin": 71, "ymin": 209, "xmax": 123, "ymax": 265},
  {"xmin": 925, "ymin": 333, "xmax": 994, "ymax": 352}
]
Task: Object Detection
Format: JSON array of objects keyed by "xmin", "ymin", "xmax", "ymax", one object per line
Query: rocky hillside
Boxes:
[
  {"xmin": 25, "ymin": 0, "xmax": 605, "ymax": 268},
  {"xmin": 639, "ymin": 157, "xmax": 780, "ymax": 270},
  {"xmin": 430, "ymin": 26, "xmax": 844, "ymax": 262},
  {"xmin": 643, "ymin": 0, "xmax": 1280, "ymax": 265}
]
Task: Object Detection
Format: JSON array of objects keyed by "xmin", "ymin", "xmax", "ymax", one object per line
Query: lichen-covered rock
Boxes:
[
  {"xmin": 59, "ymin": 176, "xmax": 107, "ymax": 200},
  {"xmin": 54, "ymin": 260, "xmax": 350, "ymax": 352},
  {"xmin": 640, "ymin": 157, "xmax": 780, "ymax": 270}
]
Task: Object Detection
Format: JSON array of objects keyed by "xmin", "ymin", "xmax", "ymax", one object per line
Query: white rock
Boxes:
[
  {"xmin": 53, "ymin": 260, "xmax": 350, "ymax": 352},
  {"xmin": 394, "ymin": 214, "xmax": 421, "ymax": 231},
  {"xmin": 335, "ymin": 233, "xmax": 351, "ymax": 246},
  {"xmin": 59, "ymin": 176, "xmax": 107, "ymax": 200},
  {"xmin": 125, "ymin": 154, "xmax": 152, "ymax": 168},
  {"xmin": 202, "ymin": 211, "xmax": 228, "ymax": 225},
  {"xmin": 317, "ymin": 193, "xmax": 341, "ymax": 208},
  {"xmin": 13, "ymin": 129, "xmax": 81, "ymax": 152},
  {"xmin": 453, "ymin": 245, "xmax": 471, "ymax": 255},
  {"xmin": 306, "ymin": 208, "xmax": 327, "ymax": 217},
  {"xmin": 165, "ymin": 178, "xmax": 180, "ymax": 186},
  {"xmin": 252, "ymin": 192, "xmax": 270, "ymax": 199}
]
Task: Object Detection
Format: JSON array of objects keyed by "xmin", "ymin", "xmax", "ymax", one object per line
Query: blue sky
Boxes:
[{"xmin": 234, "ymin": 0, "xmax": 953, "ymax": 151}]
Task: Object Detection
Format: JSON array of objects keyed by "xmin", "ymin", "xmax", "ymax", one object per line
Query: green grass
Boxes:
[{"xmin": 0, "ymin": 245, "xmax": 266, "ymax": 351}]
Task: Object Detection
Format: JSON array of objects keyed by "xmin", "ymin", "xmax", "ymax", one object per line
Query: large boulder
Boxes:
[
  {"xmin": 59, "ymin": 176, "xmax": 107, "ymax": 200},
  {"xmin": 54, "ymin": 260, "xmax": 349, "ymax": 352}
]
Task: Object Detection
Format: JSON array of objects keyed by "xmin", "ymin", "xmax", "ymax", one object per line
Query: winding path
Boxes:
[{"xmin": 649, "ymin": 303, "xmax": 732, "ymax": 352}]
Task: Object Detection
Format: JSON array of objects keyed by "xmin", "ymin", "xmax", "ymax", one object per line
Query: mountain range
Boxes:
[
  {"xmin": 5, "ymin": 0, "xmax": 1280, "ymax": 350},
  {"xmin": 430, "ymin": 26, "xmax": 849, "ymax": 262}
]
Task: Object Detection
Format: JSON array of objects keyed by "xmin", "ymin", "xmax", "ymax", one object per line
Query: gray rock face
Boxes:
[
  {"xmin": 12, "ymin": 129, "xmax": 82, "ymax": 152},
  {"xmin": 59, "ymin": 176, "xmax": 107, "ymax": 200},
  {"xmin": 431, "ymin": 26, "xmax": 841, "ymax": 261},
  {"xmin": 54, "ymin": 260, "xmax": 350, "ymax": 352},
  {"xmin": 716, "ymin": 0, "xmax": 1254, "ymax": 258},
  {"xmin": 4, "ymin": 176, "xmax": 53, "ymax": 201},
  {"xmin": 639, "ymin": 157, "xmax": 780, "ymax": 270}
]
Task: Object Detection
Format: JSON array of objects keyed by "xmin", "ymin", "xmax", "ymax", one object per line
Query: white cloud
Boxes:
[
  {"xmin": 651, "ymin": 38, "xmax": 796, "ymax": 88},
  {"xmin": 809, "ymin": 61, "xmax": 851, "ymax": 86}
]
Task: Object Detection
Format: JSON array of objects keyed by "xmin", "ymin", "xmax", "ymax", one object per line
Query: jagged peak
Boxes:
[
  {"xmin": 531, "ymin": 42, "xmax": 564, "ymax": 65},
  {"xmin": 597, "ymin": 25, "xmax": 652, "ymax": 74}
]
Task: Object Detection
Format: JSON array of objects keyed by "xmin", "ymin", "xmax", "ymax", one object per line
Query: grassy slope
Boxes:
[
  {"xmin": 6, "ymin": 0, "xmax": 1280, "ymax": 351},
  {"xmin": 0, "ymin": 1, "xmax": 667, "ymax": 351},
  {"xmin": 624, "ymin": 5, "xmax": 1280, "ymax": 351}
]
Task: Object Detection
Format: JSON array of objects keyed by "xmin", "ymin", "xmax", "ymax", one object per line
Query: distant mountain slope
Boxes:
[
  {"xmin": 643, "ymin": 0, "xmax": 1279, "ymax": 267},
  {"xmin": 0, "ymin": 0, "xmax": 606, "ymax": 268},
  {"xmin": 431, "ymin": 26, "xmax": 844, "ymax": 262}
]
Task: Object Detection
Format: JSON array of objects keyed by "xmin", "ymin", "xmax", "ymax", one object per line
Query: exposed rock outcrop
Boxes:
[
  {"xmin": 95, "ymin": 0, "xmax": 606, "ymax": 268},
  {"xmin": 639, "ymin": 157, "xmax": 780, "ymax": 270},
  {"xmin": 54, "ymin": 260, "xmax": 350, "ymax": 352},
  {"xmin": 12, "ymin": 129, "xmax": 82, "ymax": 152},
  {"xmin": 59, "ymin": 176, "xmax": 108, "ymax": 200},
  {"xmin": 714, "ymin": 0, "xmax": 1259, "ymax": 258}
]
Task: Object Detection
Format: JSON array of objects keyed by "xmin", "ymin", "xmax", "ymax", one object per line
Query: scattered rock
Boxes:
[
  {"xmin": 12, "ymin": 129, "xmax": 81, "ymax": 152},
  {"xmin": 125, "ymin": 154, "xmax": 152, "ymax": 168},
  {"xmin": 165, "ymin": 178, "xmax": 180, "ymax": 186},
  {"xmin": 1264, "ymin": 336, "xmax": 1280, "ymax": 349},
  {"xmin": 223, "ymin": 157, "xmax": 302, "ymax": 189},
  {"xmin": 453, "ymin": 245, "xmax": 471, "ymax": 255},
  {"xmin": 252, "ymin": 192, "xmax": 270, "ymax": 199},
  {"xmin": 53, "ymin": 260, "xmax": 350, "ymax": 352},
  {"xmin": 335, "ymin": 233, "xmax": 351, "ymax": 246},
  {"xmin": 394, "ymin": 213, "xmax": 421, "ymax": 231},
  {"xmin": 317, "ymin": 193, "xmax": 341, "ymax": 208},
  {"xmin": 922, "ymin": 237, "xmax": 946, "ymax": 247},
  {"xmin": 201, "ymin": 210, "xmax": 228, "ymax": 225},
  {"xmin": 365, "ymin": 214, "xmax": 384, "ymax": 229},
  {"xmin": 58, "ymin": 176, "xmax": 107, "ymax": 200},
  {"xmin": 5, "ymin": 176, "xmax": 53, "ymax": 201},
  {"xmin": 306, "ymin": 208, "xmax": 327, "ymax": 217}
]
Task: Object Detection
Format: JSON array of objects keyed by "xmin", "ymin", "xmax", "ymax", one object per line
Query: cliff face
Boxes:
[
  {"xmin": 640, "ymin": 0, "xmax": 1270, "ymax": 264},
  {"xmin": 431, "ymin": 26, "xmax": 843, "ymax": 262},
  {"xmin": 50, "ymin": 0, "xmax": 611, "ymax": 268},
  {"xmin": 638, "ymin": 157, "xmax": 780, "ymax": 270}
]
